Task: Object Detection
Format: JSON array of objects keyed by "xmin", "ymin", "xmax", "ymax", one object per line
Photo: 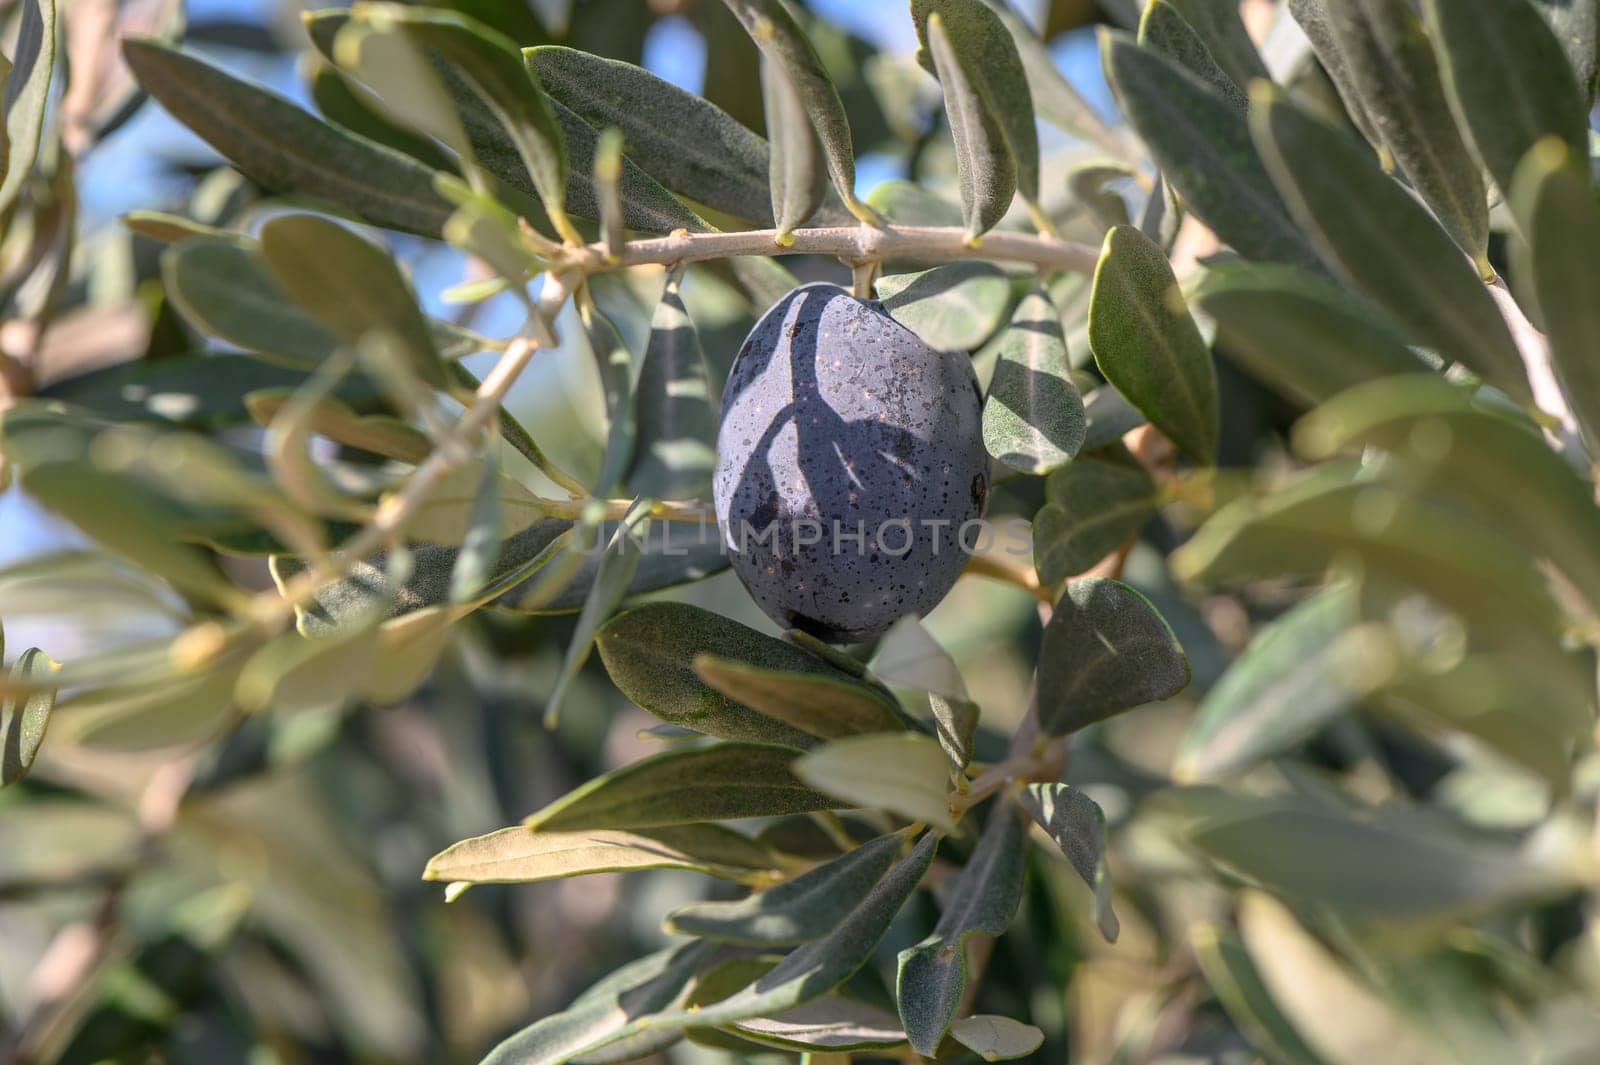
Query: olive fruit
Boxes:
[{"xmin": 713, "ymin": 283, "xmax": 989, "ymax": 643}]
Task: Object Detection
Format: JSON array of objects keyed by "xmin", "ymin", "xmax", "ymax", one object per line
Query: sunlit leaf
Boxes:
[
  {"xmin": 0, "ymin": 0, "xmax": 57, "ymax": 215},
  {"xmin": 1089, "ymin": 225, "xmax": 1218, "ymax": 464},
  {"xmin": 625, "ymin": 274, "xmax": 716, "ymax": 500},
  {"xmin": 878, "ymin": 262, "xmax": 1012, "ymax": 353},
  {"xmin": 795, "ymin": 734, "xmax": 957, "ymax": 830},
  {"xmin": 983, "ymin": 285, "xmax": 1085, "ymax": 474},
  {"xmin": 424, "ymin": 823, "xmax": 775, "ymax": 885},
  {"xmin": 923, "ymin": 11, "xmax": 1015, "ymax": 240},
  {"xmin": 524, "ymin": 742, "xmax": 839, "ymax": 831},
  {"xmin": 761, "ymin": 52, "xmax": 828, "ymax": 239},
  {"xmin": 1, "ymin": 648, "xmax": 60, "ymax": 787},
  {"xmin": 1139, "ymin": 0, "xmax": 1248, "ymax": 110},
  {"xmin": 950, "ymin": 1015, "xmax": 1046, "ymax": 1061},
  {"xmin": 123, "ymin": 39, "xmax": 455, "ymax": 236}
]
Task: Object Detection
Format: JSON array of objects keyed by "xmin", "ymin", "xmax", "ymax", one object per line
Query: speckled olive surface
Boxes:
[{"xmin": 713, "ymin": 282, "xmax": 989, "ymax": 643}]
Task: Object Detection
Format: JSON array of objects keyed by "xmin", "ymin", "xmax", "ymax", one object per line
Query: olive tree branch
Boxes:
[
  {"xmin": 243, "ymin": 272, "xmax": 578, "ymax": 630},
  {"xmin": 558, "ymin": 223, "xmax": 1101, "ymax": 275}
]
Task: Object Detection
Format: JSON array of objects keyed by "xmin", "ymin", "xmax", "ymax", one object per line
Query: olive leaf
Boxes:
[
  {"xmin": 897, "ymin": 804, "xmax": 1027, "ymax": 1055},
  {"xmin": 1422, "ymin": 0, "xmax": 1589, "ymax": 199},
  {"xmin": 1100, "ymin": 31, "xmax": 1321, "ymax": 271},
  {"xmin": 529, "ymin": 45, "xmax": 781, "ymax": 226},
  {"xmin": 693, "ymin": 655, "xmax": 906, "ymax": 740},
  {"xmin": 1018, "ymin": 783, "xmax": 1119, "ymax": 941},
  {"xmin": 646, "ymin": 833, "xmax": 939, "ymax": 1030},
  {"xmin": 950, "ymin": 1015, "xmax": 1047, "ymax": 1062},
  {"xmin": 761, "ymin": 52, "xmax": 828, "ymax": 239},
  {"xmin": 1033, "ymin": 450, "xmax": 1159, "ymax": 583},
  {"xmin": 1191, "ymin": 922, "xmax": 1327, "ymax": 1065},
  {"xmin": 625, "ymin": 274, "xmax": 717, "ymax": 501},
  {"xmin": 977, "ymin": 0, "xmax": 1126, "ymax": 156},
  {"xmin": 1294, "ymin": 0, "xmax": 1489, "ymax": 263},
  {"xmin": 1165, "ymin": 0, "xmax": 1270, "ymax": 90},
  {"xmin": 423, "ymin": 824, "xmax": 775, "ymax": 886},
  {"xmin": 257, "ymin": 214, "xmax": 448, "ymax": 390},
  {"xmin": 0, "ymin": 0, "xmax": 57, "ymax": 216},
  {"xmin": 665, "ymin": 832, "xmax": 905, "ymax": 944},
  {"xmin": 983, "ymin": 285, "xmax": 1085, "ymax": 475},
  {"xmin": 543, "ymin": 512, "xmax": 647, "ymax": 726},
  {"xmin": 878, "ymin": 262, "xmax": 1013, "ymax": 353},
  {"xmin": 2, "ymin": 648, "xmax": 61, "ymax": 788},
  {"xmin": 478, "ymin": 943, "xmax": 713, "ymax": 1065},
  {"xmin": 719, "ymin": 0, "xmax": 873, "ymax": 222},
  {"xmin": 122, "ymin": 39, "xmax": 455, "ymax": 236},
  {"xmin": 1249, "ymin": 86, "xmax": 1531, "ymax": 406},
  {"xmin": 923, "ymin": 11, "xmax": 1016, "ymax": 240},
  {"xmin": 162, "ymin": 233, "xmax": 344, "ymax": 369},
  {"xmin": 795, "ymin": 734, "xmax": 958, "ymax": 831},
  {"xmin": 382, "ymin": 5, "xmax": 578, "ymax": 240},
  {"xmin": 1510, "ymin": 139, "xmax": 1600, "ymax": 459},
  {"xmin": 595, "ymin": 603, "xmax": 843, "ymax": 750},
  {"xmin": 1035, "ymin": 578, "xmax": 1189, "ymax": 737},
  {"xmin": 1139, "ymin": 0, "xmax": 1248, "ymax": 111},
  {"xmin": 1192, "ymin": 262, "xmax": 1431, "ymax": 407},
  {"xmin": 1089, "ymin": 225, "xmax": 1219, "ymax": 465},
  {"xmin": 910, "ymin": 0, "xmax": 1043, "ymax": 219},
  {"xmin": 524, "ymin": 742, "xmax": 840, "ymax": 832},
  {"xmin": 1175, "ymin": 587, "xmax": 1364, "ymax": 782}
]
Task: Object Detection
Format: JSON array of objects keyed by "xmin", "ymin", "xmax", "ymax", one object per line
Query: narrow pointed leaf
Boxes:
[
  {"xmin": 983, "ymin": 285, "xmax": 1085, "ymax": 474},
  {"xmin": 1166, "ymin": 0, "xmax": 1270, "ymax": 89},
  {"xmin": 122, "ymin": 39, "xmax": 455, "ymax": 236},
  {"xmin": 1192, "ymin": 263, "xmax": 1431, "ymax": 406},
  {"xmin": 762, "ymin": 53, "xmax": 828, "ymax": 238},
  {"xmin": 1532, "ymin": 0, "xmax": 1600, "ymax": 106},
  {"xmin": 727, "ymin": 999, "xmax": 907, "ymax": 1053},
  {"xmin": 897, "ymin": 805, "xmax": 1026, "ymax": 1055},
  {"xmin": 331, "ymin": 14, "xmax": 471, "ymax": 160},
  {"xmin": 162, "ymin": 238, "xmax": 341, "ymax": 368},
  {"xmin": 1299, "ymin": 0, "xmax": 1489, "ymax": 261},
  {"xmin": 693, "ymin": 655, "xmax": 905, "ymax": 740},
  {"xmin": 1089, "ymin": 226, "xmax": 1218, "ymax": 464},
  {"xmin": 796, "ymin": 734, "xmax": 957, "ymax": 830},
  {"xmin": 1175, "ymin": 587, "xmax": 1363, "ymax": 782},
  {"xmin": 649, "ymin": 833, "xmax": 939, "ymax": 1029},
  {"xmin": 546, "ymin": 514, "xmax": 647, "ymax": 725},
  {"xmin": 720, "ymin": 0, "xmax": 870, "ymax": 221},
  {"xmin": 626, "ymin": 275, "xmax": 717, "ymax": 500},
  {"xmin": 524, "ymin": 742, "xmax": 839, "ymax": 832},
  {"xmin": 424, "ymin": 823, "xmax": 775, "ymax": 885},
  {"xmin": 245, "ymin": 390, "xmax": 430, "ymax": 462},
  {"xmin": 0, "ymin": 0, "xmax": 57, "ymax": 215},
  {"xmin": 479, "ymin": 943, "xmax": 712, "ymax": 1065},
  {"xmin": 1250, "ymin": 87, "xmax": 1530, "ymax": 404},
  {"xmin": 448, "ymin": 450, "xmax": 502, "ymax": 603},
  {"xmin": 1101, "ymin": 32, "xmax": 1320, "ymax": 270},
  {"xmin": 871, "ymin": 617, "xmax": 970, "ymax": 702},
  {"xmin": 385, "ymin": 5, "xmax": 577, "ymax": 240},
  {"xmin": 1139, "ymin": 1, "xmax": 1248, "ymax": 110},
  {"xmin": 928, "ymin": 693, "xmax": 979, "ymax": 772},
  {"xmin": 596, "ymin": 602, "xmax": 862, "ymax": 749},
  {"xmin": 258, "ymin": 214, "xmax": 448, "ymax": 389},
  {"xmin": 665, "ymin": 832, "xmax": 904, "ymax": 944},
  {"xmin": 1033, "ymin": 450, "xmax": 1158, "ymax": 583},
  {"xmin": 878, "ymin": 262, "xmax": 1012, "ymax": 353},
  {"xmin": 306, "ymin": 56, "xmax": 455, "ymax": 172},
  {"xmin": 529, "ymin": 45, "xmax": 778, "ymax": 226},
  {"xmin": 1191, "ymin": 923, "xmax": 1327, "ymax": 1065},
  {"xmin": 1422, "ymin": 0, "xmax": 1589, "ymax": 198},
  {"xmin": 911, "ymin": 0, "xmax": 1041, "ymax": 207},
  {"xmin": 1036, "ymin": 578, "xmax": 1189, "ymax": 736},
  {"xmin": 925, "ymin": 12, "xmax": 1015, "ymax": 240},
  {"xmin": 1286, "ymin": 0, "xmax": 1387, "ymax": 153},
  {"xmin": 1511, "ymin": 139, "xmax": 1600, "ymax": 459},
  {"xmin": 2, "ymin": 648, "xmax": 60, "ymax": 787},
  {"xmin": 977, "ymin": 0, "xmax": 1125, "ymax": 155},
  {"xmin": 1018, "ymin": 783, "xmax": 1118, "ymax": 941},
  {"xmin": 950, "ymin": 1016, "xmax": 1046, "ymax": 1062}
]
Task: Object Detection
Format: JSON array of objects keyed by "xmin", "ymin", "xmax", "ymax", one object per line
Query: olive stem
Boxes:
[{"xmin": 559, "ymin": 224, "xmax": 1101, "ymax": 276}]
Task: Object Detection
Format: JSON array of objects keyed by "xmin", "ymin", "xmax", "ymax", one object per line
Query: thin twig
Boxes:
[{"xmin": 558, "ymin": 223, "xmax": 1101, "ymax": 276}]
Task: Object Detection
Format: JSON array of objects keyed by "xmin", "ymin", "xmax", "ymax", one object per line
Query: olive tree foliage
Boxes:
[{"xmin": 2, "ymin": 0, "xmax": 1600, "ymax": 1062}]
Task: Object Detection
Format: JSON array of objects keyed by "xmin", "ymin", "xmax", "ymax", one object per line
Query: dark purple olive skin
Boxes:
[{"xmin": 713, "ymin": 283, "xmax": 989, "ymax": 643}]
